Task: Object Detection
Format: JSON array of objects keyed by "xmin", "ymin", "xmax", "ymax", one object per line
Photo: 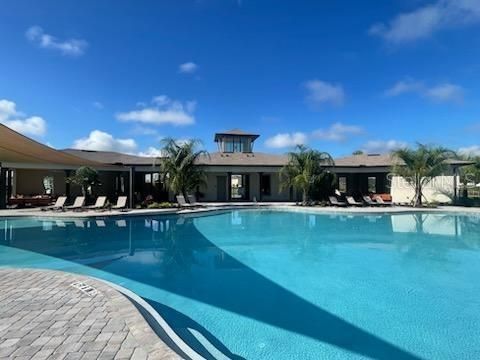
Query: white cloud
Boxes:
[
  {"xmin": 264, "ymin": 132, "xmax": 308, "ymax": 149},
  {"xmin": 137, "ymin": 147, "xmax": 164, "ymax": 157},
  {"xmin": 424, "ymin": 83, "xmax": 464, "ymax": 103},
  {"xmin": 131, "ymin": 125, "xmax": 159, "ymax": 136},
  {"xmin": 458, "ymin": 145, "xmax": 480, "ymax": 156},
  {"xmin": 265, "ymin": 123, "xmax": 363, "ymax": 148},
  {"xmin": 304, "ymin": 80, "xmax": 345, "ymax": 107},
  {"xmin": 384, "ymin": 79, "xmax": 464, "ymax": 103},
  {"xmin": 312, "ymin": 122, "xmax": 364, "ymax": 142},
  {"xmin": 179, "ymin": 62, "xmax": 198, "ymax": 74},
  {"xmin": 0, "ymin": 99, "xmax": 47, "ymax": 137},
  {"xmin": 362, "ymin": 140, "xmax": 408, "ymax": 154},
  {"xmin": 369, "ymin": 0, "xmax": 480, "ymax": 44},
  {"xmin": 117, "ymin": 95, "xmax": 195, "ymax": 126},
  {"xmin": 384, "ymin": 79, "xmax": 424, "ymax": 97},
  {"xmin": 72, "ymin": 130, "xmax": 137, "ymax": 153},
  {"xmin": 26, "ymin": 26, "xmax": 88, "ymax": 56}
]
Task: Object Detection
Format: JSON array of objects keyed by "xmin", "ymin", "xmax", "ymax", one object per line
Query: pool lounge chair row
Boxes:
[
  {"xmin": 42, "ymin": 196, "xmax": 128, "ymax": 212},
  {"xmin": 329, "ymin": 195, "xmax": 393, "ymax": 207},
  {"xmin": 176, "ymin": 194, "xmax": 203, "ymax": 208}
]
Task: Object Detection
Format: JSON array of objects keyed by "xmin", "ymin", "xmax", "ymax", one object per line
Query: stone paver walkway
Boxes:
[{"xmin": 0, "ymin": 268, "xmax": 182, "ymax": 360}]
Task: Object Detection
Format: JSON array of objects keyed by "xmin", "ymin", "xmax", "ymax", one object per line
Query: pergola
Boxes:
[{"xmin": 0, "ymin": 124, "xmax": 133, "ymax": 208}]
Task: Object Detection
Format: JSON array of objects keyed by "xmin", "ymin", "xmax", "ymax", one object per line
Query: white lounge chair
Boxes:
[
  {"xmin": 112, "ymin": 196, "xmax": 128, "ymax": 211},
  {"xmin": 346, "ymin": 196, "xmax": 363, "ymax": 207},
  {"xmin": 329, "ymin": 196, "xmax": 347, "ymax": 207},
  {"xmin": 65, "ymin": 196, "xmax": 85, "ymax": 211},
  {"xmin": 42, "ymin": 196, "xmax": 67, "ymax": 211},
  {"xmin": 374, "ymin": 197, "xmax": 393, "ymax": 206},
  {"xmin": 176, "ymin": 195, "xmax": 195, "ymax": 208},
  {"xmin": 187, "ymin": 194, "xmax": 204, "ymax": 207},
  {"xmin": 362, "ymin": 196, "xmax": 379, "ymax": 206},
  {"xmin": 86, "ymin": 196, "xmax": 107, "ymax": 210}
]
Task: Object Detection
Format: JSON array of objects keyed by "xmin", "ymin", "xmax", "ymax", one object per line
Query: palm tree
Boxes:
[
  {"xmin": 280, "ymin": 145, "xmax": 334, "ymax": 205},
  {"xmin": 160, "ymin": 138, "xmax": 208, "ymax": 198},
  {"xmin": 458, "ymin": 155, "xmax": 480, "ymax": 198},
  {"xmin": 392, "ymin": 144, "xmax": 455, "ymax": 207}
]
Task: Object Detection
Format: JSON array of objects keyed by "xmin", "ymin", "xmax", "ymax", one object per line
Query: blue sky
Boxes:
[{"xmin": 1, "ymin": 0, "xmax": 480, "ymax": 157}]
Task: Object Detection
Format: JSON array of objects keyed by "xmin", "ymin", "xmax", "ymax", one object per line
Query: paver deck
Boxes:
[{"xmin": 0, "ymin": 268, "xmax": 182, "ymax": 360}]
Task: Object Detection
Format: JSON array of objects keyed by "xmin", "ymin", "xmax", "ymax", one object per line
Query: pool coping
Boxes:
[{"xmin": 1, "ymin": 203, "xmax": 480, "ymax": 219}]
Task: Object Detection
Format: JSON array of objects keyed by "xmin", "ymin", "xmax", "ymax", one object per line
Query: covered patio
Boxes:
[{"xmin": 0, "ymin": 124, "xmax": 135, "ymax": 209}]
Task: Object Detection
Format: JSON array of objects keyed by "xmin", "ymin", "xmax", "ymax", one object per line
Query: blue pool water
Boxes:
[{"xmin": 1, "ymin": 209, "xmax": 480, "ymax": 359}]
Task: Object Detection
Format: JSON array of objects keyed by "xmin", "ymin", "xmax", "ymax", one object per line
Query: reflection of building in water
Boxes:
[
  {"xmin": 231, "ymin": 211, "xmax": 242, "ymax": 225},
  {"xmin": 391, "ymin": 214, "xmax": 461, "ymax": 237}
]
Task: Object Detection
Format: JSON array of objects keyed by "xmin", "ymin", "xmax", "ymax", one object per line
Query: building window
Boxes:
[
  {"xmin": 368, "ymin": 177, "xmax": 377, "ymax": 194},
  {"xmin": 338, "ymin": 177, "xmax": 347, "ymax": 193},
  {"xmin": 224, "ymin": 140, "xmax": 234, "ymax": 153},
  {"xmin": 43, "ymin": 176, "xmax": 54, "ymax": 195},
  {"xmin": 222, "ymin": 137, "xmax": 251, "ymax": 153},
  {"xmin": 261, "ymin": 174, "xmax": 271, "ymax": 196},
  {"xmin": 145, "ymin": 174, "xmax": 152, "ymax": 184}
]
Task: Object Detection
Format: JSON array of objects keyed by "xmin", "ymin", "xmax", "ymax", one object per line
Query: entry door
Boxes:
[{"xmin": 216, "ymin": 176, "xmax": 227, "ymax": 201}]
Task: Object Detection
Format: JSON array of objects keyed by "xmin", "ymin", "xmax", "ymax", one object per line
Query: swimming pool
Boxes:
[{"xmin": 1, "ymin": 209, "xmax": 479, "ymax": 359}]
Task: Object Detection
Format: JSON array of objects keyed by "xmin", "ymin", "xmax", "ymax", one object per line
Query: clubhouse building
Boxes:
[{"xmin": 0, "ymin": 124, "xmax": 471, "ymax": 208}]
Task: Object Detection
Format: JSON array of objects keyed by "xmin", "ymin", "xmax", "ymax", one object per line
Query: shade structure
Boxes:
[{"xmin": 0, "ymin": 124, "xmax": 102, "ymax": 168}]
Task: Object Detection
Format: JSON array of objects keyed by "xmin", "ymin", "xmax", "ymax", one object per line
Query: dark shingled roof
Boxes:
[
  {"xmin": 62, "ymin": 149, "xmax": 161, "ymax": 166},
  {"xmin": 196, "ymin": 152, "xmax": 287, "ymax": 166},
  {"xmin": 214, "ymin": 129, "xmax": 260, "ymax": 142},
  {"xmin": 334, "ymin": 153, "xmax": 473, "ymax": 168}
]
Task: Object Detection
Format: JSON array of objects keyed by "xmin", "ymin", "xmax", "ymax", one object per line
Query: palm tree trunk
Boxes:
[
  {"xmin": 302, "ymin": 189, "xmax": 308, "ymax": 205},
  {"xmin": 414, "ymin": 179, "xmax": 422, "ymax": 207}
]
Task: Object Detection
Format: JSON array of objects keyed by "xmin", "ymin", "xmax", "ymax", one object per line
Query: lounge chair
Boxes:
[
  {"xmin": 187, "ymin": 194, "xmax": 204, "ymax": 207},
  {"xmin": 329, "ymin": 196, "xmax": 347, "ymax": 207},
  {"xmin": 86, "ymin": 196, "xmax": 107, "ymax": 210},
  {"xmin": 65, "ymin": 196, "xmax": 85, "ymax": 211},
  {"xmin": 374, "ymin": 197, "xmax": 393, "ymax": 206},
  {"xmin": 362, "ymin": 196, "xmax": 378, "ymax": 206},
  {"xmin": 42, "ymin": 196, "xmax": 67, "ymax": 211},
  {"xmin": 112, "ymin": 196, "xmax": 128, "ymax": 211},
  {"xmin": 176, "ymin": 195, "xmax": 195, "ymax": 208},
  {"xmin": 346, "ymin": 196, "xmax": 363, "ymax": 207}
]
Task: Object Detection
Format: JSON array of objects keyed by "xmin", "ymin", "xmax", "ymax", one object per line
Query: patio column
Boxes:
[
  {"xmin": 227, "ymin": 172, "xmax": 232, "ymax": 201},
  {"xmin": 453, "ymin": 166, "xmax": 458, "ymax": 203},
  {"xmin": 65, "ymin": 170, "xmax": 71, "ymax": 198},
  {"xmin": 129, "ymin": 167, "xmax": 135, "ymax": 209},
  {"xmin": 0, "ymin": 165, "xmax": 7, "ymax": 209},
  {"xmin": 6, "ymin": 169, "xmax": 12, "ymax": 199},
  {"xmin": 258, "ymin": 172, "xmax": 263, "ymax": 202}
]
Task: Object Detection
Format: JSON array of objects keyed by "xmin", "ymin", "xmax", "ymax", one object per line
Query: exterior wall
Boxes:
[
  {"xmin": 199, "ymin": 173, "xmax": 227, "ymax": 201},
  {"xmin": 198, "ymin": 170, "xmax": 291, "ymax": 202},
  {"xmin": 14, "ymin": 169, "xmax": 67, "ymax": 196},
  {"xmin": 260, "ymin": 172, "xmax": 291, "ymax": 201},
  {"xmin": 391, "ymin": 175, "xmax": 457, "ymax": 204}
]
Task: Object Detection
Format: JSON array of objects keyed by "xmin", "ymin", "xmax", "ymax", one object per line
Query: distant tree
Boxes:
[
  {"xmin": 160, "ymin": 138, "xmax": 208, "ymax": 198},
  {"xmin": 392, "ymin": 144, "xmax": 455, "ymax": 207},
  {"xmin": 458, "ymin": 155, "xmax": 480, "ymax": 197},
  {"xmin": 280, "ymin": 145, "xmax": 334, "ymax": 205},
  {"xmin": 352, "ymin": 150, "xmax": 364, "ymax": 155},
  {"xmin": 67, "ymin": 166, "xmax": 101, "ymax": 201}
]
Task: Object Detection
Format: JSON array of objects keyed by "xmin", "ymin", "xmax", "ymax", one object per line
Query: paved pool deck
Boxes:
[{"xmin": 0, "ymin": 268, "xmax": 181, "ymax": 360}]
